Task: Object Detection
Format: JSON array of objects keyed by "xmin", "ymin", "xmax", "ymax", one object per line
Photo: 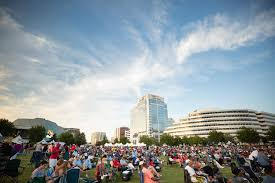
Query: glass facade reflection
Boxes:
[{"xmin": 131, "ymin": 94, "xmax": 168, "ymax": 141}]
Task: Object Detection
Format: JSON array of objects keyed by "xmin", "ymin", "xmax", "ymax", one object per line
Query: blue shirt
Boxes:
[
  {"xmin": 84, "ymin": 159, "xmax": 92, "ymax": 169},
  {"xmin": 73, "ymin": 159, "xmax": 82, "ymax": 168},
  {"xmin": 32, "ymin": 168, "xmax": 46, "ymax": 179}
]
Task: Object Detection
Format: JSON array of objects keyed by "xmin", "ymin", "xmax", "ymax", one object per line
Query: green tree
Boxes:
[
  {"xmin": 74, "ymin": 132, "xmax": 87, "ymax": 145},
  {"xmin": 224, "ymin": 134, "xmax": 234, "ymax": 143},
  {"xmin": 102, "ymin": 136, "xmax": 109, "ymax": 144},
  {"xmin": 266, "ymin": 126, "xmax": 275, "ymax": 141},
  {"xmin": 181, "ymin": 136, "xmax": 189, "ymax": 144},
  {"xmin": 59, "ymin": 132, "xmax": 75, "ymax": 145},
  {"xmin": 0, "ymin": 119, "xmax": 16, "ymax": 137},
  {"xmin": 160, "ymin": 133, "xmax": 174, "ymax": 145},
  {"xmin": 97, "ymin": 136, "xmax": 109, "ymax": 146},
  {"xmin": 120, "ymin": 137, "xmax": 130, "ymax": 144},
  {"xmin": 173, "ymin": 136, "xmax": 182, "ymax": 146},
  {"xmin": 160, "ymin": 134, "xmax": 182, "ymax": 146},
  {"xmin": 139, "ymin": 135, "xmax": 157, "ymax": 146},
  {"xmin": 188, "ymin": 136, "xmax": 203, "ymax": 145},
  {"xmin": 29, "ymin": 125, "xmax": 46, "ymax": 143},
  {"xmin": 201, "ymin": 137, "xmax": 208, "ymax": 145},
  {"xmin": 208, "ymin": 130, "xmax": 226, "ymax": 144},
  {"xmin": 114, "ymin": 138, "xmax": 119, "ymax": 143},
  {"xmin": 237, "ymin": 127, "xmax": 260, "ymax": 143}
]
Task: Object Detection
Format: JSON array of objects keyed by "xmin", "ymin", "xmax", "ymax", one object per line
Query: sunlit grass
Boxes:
[{"xmin": 17, "ymin": 154, "xmax": 233, "ymax": 183}]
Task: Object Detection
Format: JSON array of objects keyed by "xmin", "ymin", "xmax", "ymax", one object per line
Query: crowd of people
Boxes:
[
  {"xmin": 30, "ymin": 143, "xmax": 163, "ymax": 183},
  {"xmin": 1, "ymin": 139, "xmax": 275, "ymax": 183},
  {"xmin": 29, "ymin": 141, "xmax": 275, "ymax": 183}
]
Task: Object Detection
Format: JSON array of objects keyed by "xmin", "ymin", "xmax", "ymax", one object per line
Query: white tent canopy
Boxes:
[
  {"xmin": 12, "ymin": 135, "xmax": 29, "ymax": 144},
  {"xmin": 136, "ymin": 142, "xmax": 146, "ymax": 147},
  {"xmin": 103, "ymin": 142, "xmax": 146, "ymax": 147},
  {"xmin": 104, "ymin": 143, "xmax": 113, "ymax": 147},
  {"xmin": 124, "ymin": 143, "xmax": 134, "ymax": 147}
]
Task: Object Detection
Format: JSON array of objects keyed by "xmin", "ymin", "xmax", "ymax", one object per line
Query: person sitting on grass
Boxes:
[
  {"xmin": 120, "ymin": 156, "xmax": 128, "ymax": 167},
  {"xmin": 167, "ymin": 156, "xmax": 175, "ymax": 165},
  {"xmin": 185, "ymin": 159, "xmax": 207, "ymax": 183},
  {"xmin": 95, "ymin": 157, "xmax": 106, "ymax": 183},
  {"xmin": 73, "ymin": 155, "xmax": 83, "ymax": 168},
  {"xmin": 262, "ymin": 166, "xmax": 275, "ymax": 183},
  {"xmin": 142, "ymin": 161, "xmax": 160, "ymax": 183},
  {"xmin": 54, "ymin": 159, "xmax": 69, "ymax": 181},
  {"xmin": 230, "ymin": 166, "xmax": 249, "ymax": 183},
  {"xmin": 257, "ymin": 148, "xmax": 271, "ymax": 170},
  {"xmin": 112, "ymin": 157, "xmax": 120, "ymax": 170},
  {"xmin": 46, "ymin": 159, "xmax": 69, "ymax": 183},
  {"xmin": 29, "ymin": 160, "xmax": 50, "ymax": 183},
  {"xmin": 83, "ymin": 155, "xmax": 92, "ymax": 177}
]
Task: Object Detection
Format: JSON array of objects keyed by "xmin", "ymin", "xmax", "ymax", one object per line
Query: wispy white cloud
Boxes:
[
  {"xmin": 176, "ymin": 9, "xmax": 275, "ymax": 63},
  {"xmin": 0, "ymin": 5, "xmax": 177, "ymax": 140},
  {"xmin": 0, "ymin": 4, "xmax": 274, "ymax": 141}
]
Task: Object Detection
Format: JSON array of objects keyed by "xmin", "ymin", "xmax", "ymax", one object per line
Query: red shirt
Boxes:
[
  {"xmin": 113, "ymin": 159, "xmax": 120, "ymax": 168},
  {"xmin": 272, "ymin": 160, "xmax": 275, "ymax": 173},
  {"xmin": 49, "ymin": 146, "xmax": 60, "ymax": 159}
]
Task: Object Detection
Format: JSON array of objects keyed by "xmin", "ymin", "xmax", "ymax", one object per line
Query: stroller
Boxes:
[
  {"xmin": 153, "ymin": 159, "xmax": 162, "ymax": 172},
  {"xmin": 121, "ymin": 166, "xmax": 132, "ymax": 181}
]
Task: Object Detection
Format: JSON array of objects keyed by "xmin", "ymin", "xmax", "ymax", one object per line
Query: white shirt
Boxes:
[
  {"xmin": 249, "ymin": 150, "xmax": 258, "ymax": 160},
  {"xmin": 185, "ymin": 165, "xmax": 196, "ymax": 176}
]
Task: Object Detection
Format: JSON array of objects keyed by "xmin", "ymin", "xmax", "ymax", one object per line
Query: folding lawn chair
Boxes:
[{"xmin": 64, "ymin": 168, "xmax": 80, "ymax": 183}]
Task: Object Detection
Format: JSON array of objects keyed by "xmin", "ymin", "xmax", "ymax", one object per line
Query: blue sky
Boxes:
[{"xmin": 0, "ymin": 0, "xmax": 275, "ymax": 140}]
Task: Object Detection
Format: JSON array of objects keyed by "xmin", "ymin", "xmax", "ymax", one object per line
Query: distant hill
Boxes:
[{"xmin": 13, "ymin": 118, "xmax": 65, "ymax": 135}]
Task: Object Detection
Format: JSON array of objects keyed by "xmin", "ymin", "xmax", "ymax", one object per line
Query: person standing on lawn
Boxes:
[{"xmin": 49, "ymin": 143, "xmax": 60, "ymax": 168}]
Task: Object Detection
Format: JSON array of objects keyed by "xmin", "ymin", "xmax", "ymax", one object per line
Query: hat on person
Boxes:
[{"xmin": 185, "ymin": 159, "xmax": 190, "ymax": 164}]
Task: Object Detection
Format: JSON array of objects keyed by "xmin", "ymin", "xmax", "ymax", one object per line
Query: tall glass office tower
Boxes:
[{"xmin": 131, "ymin": 94, "xmax": 168, "ymax": 142}]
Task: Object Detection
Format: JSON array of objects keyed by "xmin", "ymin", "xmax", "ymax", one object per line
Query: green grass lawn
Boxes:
[{"xmin": 16, "ymin": 154, "xmax": 233, "ymax": 183}]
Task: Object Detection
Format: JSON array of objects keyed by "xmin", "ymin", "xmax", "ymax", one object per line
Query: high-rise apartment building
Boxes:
[
  {"xmin": 125, "ymin": 129, "xmax": 130, "ymax": 140},
  {"xmin": 91, "ymin": 132, "xmax": 107, "ymax": 145},
  {"xmin": 114, "ymin": 127, "xmax": 130, "ymax": 141},
  {"xmin": 130, "ymin": 94, "xmax": 168, "ymax": 142}
]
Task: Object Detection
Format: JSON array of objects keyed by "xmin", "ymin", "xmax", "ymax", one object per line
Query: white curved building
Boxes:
[{"xmin": 164, "ymin": 109, "xmax": 275, "ymax": 137}]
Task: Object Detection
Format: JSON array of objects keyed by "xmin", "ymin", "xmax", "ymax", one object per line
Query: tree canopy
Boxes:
[
  {"xmin": 58, "ymin": 132, "xmax": 75, "ymax": 145},
  {"xmin": 114, "ymin": 138, "xmax": 119, "ymax": 143},
  {"xmin": 96, "ymin": 136, "xmax": 109, "ymax": 146},
  {"xmin": 208, "ymin": 130, "xmax": 226, "ymax": 143},
  {"xmin": 237, "ymin": 127, "xmax": 260, "ymax": 143},
  {"xmin": 187, "ymin": 135, "xmax": 206, "ymax": 145},
  {"xmin": 29, "ymin": 125, "xmax": 46, "ymax": 143},
  {"xmin": 139, "ymin": 135, "xmax": 157, "ymax": 146},
  {"xmin": 0, "ymin": 119, "xmax": 16, "ymax": 137},
  {"xmin": 58, "ymin": 131, "xmax": 86, "ymax": 145},
  {"xmin": 120, "ymin": 137, "xmax": 130, "ymax": 144},
  {"xmin": 266, "ymin": 126, "xmax": 275, "ymax": 141},
  {"xmin": 74, "ymin": 132, "xmax": 87, "ymax": 145},
  {"xmin": 160, "ymin": 133, "xmax": 208, "ymax": 146},
  {"xmin": 160, "ymin": 133, "xmax": 175, "ymax": 146}
]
